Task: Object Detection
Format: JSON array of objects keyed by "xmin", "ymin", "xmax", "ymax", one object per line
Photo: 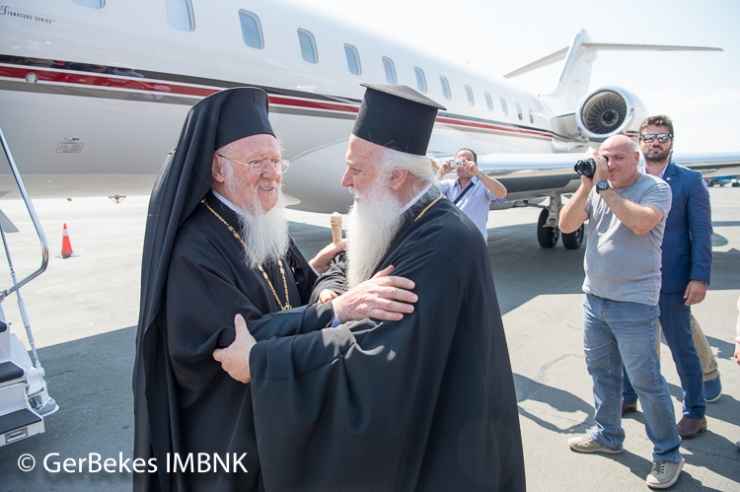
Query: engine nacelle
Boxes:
[{"xmin": 575, "ymin": 87, "xmax": 647, "ymax": 143}]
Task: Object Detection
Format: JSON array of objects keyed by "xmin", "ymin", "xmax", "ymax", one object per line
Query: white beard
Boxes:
[
  {"xmin": 233, "ymin": 192, "xmax": 290, "ymax": 269},
  {"xmin": 222, "ymin": 164, "xmax": 290, "ymax": 268},
  {"xmin": 346, "ymin": 181, "xmax": 403, "ymax": 288}
]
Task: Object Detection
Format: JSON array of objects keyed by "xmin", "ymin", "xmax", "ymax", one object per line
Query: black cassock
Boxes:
[
  {"xmin": 250, "ymin": 188, "xmax": 526, "ymax": 491},
  {"xmin": 161, "ymin": 192, "xmax": 334, "ymax": 491}
]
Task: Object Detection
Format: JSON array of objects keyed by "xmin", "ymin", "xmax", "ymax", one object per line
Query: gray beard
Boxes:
[
  {"xmin": 346, "ymin": 182, "xmax": 403, "ymax": 288},
  {"xmin": 233, "ymin": 192, "xmax": 290, "ymax": 269}
]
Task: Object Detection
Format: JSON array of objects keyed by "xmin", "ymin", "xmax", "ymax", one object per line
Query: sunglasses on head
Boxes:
[{"xmin": 640, "ymin": 133, "xmax": 672, "ymax": 144}]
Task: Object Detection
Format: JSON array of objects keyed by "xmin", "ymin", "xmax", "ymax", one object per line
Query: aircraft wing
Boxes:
[
  {"xmin": 444, "ymin": 150, "xmax": 740, "ymax": 205},
  {"xmin": 469, "ymin": 152, "xmax": 587, "ymax": 202},
  {"xmin": 672, "ymin": 151, "xmax": 740, "ymax": 177}
]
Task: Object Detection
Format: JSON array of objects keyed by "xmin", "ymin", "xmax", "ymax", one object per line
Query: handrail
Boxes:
[{"xmin": 0, "ymin": 126, "xmax": 49, "ymax": 301}]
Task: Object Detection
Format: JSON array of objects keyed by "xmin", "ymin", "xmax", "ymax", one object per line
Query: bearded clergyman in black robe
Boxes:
[
  {"xmin": 215, "ymin": 84, "xmax": 526, "ymax": 491},
  {"xmin": 132, "ymin": 87, "xmax": 418, "ymax": 492}
]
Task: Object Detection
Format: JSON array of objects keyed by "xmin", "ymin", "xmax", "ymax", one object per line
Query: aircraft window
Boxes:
[
  {"xmin": 239, "ymin": 11, "xmax": 264, "ymax": 49},
  {"xmin": 485, "ymin": 92, "xmax": 494, "ymax": 111},
  {"xmin": 74, "ymin": 0, "xmax": 105, "ymax": 7},
  {"xmin": 440, "ymin": 76, "xmax": 451, "ymax": 100},
  {"xmin": 298, "ymin": 29, "xmax": 318, "ymax": 63},
  {"xmin": 516, "ymin": 102, "xmax": 523, "ymax": 120},
  {"xmin": 465, "ymin": 85, "xmax": 475, "ymax": 106},
  {"xmin": 165, "ymin": 0, "xmax": 195, "ymax": 32},
  {"xmin": 529, "ymin": 107, "xmax": 534, "ymax": 123},
  {"xmin": 500, "ymin": 97, "xmax": 508, "ymax": 116},
  {"xmin": 344, "ymin": 44, "xmax": 361, "ymax": 75},
  {"xmin": 414, "ymin": 67, "xmax": 427, "ymax": 93},
  {"xmin": 382, "ymin": 57, "xmax": 397, "ymax": 84}
]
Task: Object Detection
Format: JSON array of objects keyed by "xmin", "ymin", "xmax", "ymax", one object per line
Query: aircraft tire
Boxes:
[
  {"xmin": 537, "ymin": 208, "xmax": 559, "ymax": 248},
  {"xmin": 732, "ymin": 181, "xmax": 739, "ymax": 187},
  {"xmin": 562, "ymin": 223, "xmax": 584, "ymax": 250}
]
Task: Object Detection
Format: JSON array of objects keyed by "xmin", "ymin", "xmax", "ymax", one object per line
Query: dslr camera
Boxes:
[
  {"xmin": 450, "ymin": 159, "xmax": 464, "ymax": 168},
  {"xmin": 574, "ymin": 158, "xmax": 596, "ymax": 178}
]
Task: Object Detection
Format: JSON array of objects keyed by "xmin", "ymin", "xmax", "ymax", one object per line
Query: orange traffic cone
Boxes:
[{"xmin": 61, "ymin": 223, "xmax": 74, "ymax": 258}]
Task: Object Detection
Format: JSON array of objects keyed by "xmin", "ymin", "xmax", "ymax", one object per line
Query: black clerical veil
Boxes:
[{"xmin": 133, "ymin": 87, "xmax": 273, "ymax": 492}]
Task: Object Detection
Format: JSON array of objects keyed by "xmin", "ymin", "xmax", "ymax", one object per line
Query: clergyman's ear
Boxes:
[
  {"xmin": 389, "ymin": 168, "xmax": 408, "ymax": 191},
  {"xmin": 212, "ymin": 155, "xmax": 226, "ymax": 183}
]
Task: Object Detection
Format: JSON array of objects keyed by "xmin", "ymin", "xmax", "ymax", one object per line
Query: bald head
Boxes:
[
  {"xmin": 600, "ymin": 134, "xmax": 637, "ymax": 153},
  {"xmin": 598, "ymin": 134, "xmax": 641, "ymax": 188}
]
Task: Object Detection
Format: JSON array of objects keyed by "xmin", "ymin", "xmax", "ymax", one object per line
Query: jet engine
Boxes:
[{"xmin": 575, "ymin": 87, "xmax": 647, "ymax": 143}]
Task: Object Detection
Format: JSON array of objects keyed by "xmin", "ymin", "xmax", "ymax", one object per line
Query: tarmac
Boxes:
[{"xmin": 0, "ymin": 187, "xmax": 738, "ymax": 492}]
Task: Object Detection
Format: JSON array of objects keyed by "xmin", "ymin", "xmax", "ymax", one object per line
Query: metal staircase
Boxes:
[{"xmin": 0, "ymin": 125, "xmax": 55, "ymax": 447}]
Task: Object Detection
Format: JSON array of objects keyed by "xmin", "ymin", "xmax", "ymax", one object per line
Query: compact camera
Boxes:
[
  {"xmin": 574, "ymin": 158, "xmax": 595, "ymax": 178},
  {"xmin": 450, "ymin": 159, "xmax": 464, "ymax": 168}
]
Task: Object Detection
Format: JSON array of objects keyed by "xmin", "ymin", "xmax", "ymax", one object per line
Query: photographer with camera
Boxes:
[
  {"xmin": 437, "ymin": 148, "xmax": 506, "ymax": 242},
  {"xmin": 559, "ymin": 135, "xmax": 684, "ymax": 489}
]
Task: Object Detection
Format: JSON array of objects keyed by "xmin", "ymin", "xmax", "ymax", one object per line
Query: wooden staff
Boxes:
[{"xmin": 330, "ymin": 212, "xmax": 343, "ymax": 245}]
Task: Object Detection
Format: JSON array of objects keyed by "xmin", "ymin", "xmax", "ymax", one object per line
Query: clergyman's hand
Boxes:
[
  {"xmin": 332, "ymin": 265, "xmax": 417, "ymax": 322},
  {"xmin": 213, "ymin": 314, "xmax": 256, "ymax": 384},
  {"xmin": 318, "ymin": 289, "xmax": 339, "ymax": 303},
  {"xmin": 310, "ymin": 239, "xmax": 347, "ymax": 274},
  {"xmin": 684, "ymin": 279, "xmax": 707, "ymax": 306}
]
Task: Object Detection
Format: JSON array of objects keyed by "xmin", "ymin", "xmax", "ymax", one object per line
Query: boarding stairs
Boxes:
[{"xmin": 0, "ymin": 125, "xmax": 55, "ymax": 447}]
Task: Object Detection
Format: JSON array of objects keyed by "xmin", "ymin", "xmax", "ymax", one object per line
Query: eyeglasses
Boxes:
[
  {"xmin": 216, "ymin": 154, "xmax": 289, "ymax": 174},
  {"xmin": 639, "ymin": 133, "xmax": 672, "ymax": 144}
]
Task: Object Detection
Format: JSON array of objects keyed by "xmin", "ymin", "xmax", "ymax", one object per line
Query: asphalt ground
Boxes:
[{"xmin": 0, "ymin": 187, "xmax": 738, "ymax": 491}]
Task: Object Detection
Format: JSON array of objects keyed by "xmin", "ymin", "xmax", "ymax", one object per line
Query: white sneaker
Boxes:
[
  {"xmin": 646, "ymin": 457, "xmax": 684, "ymax": 489},
  {"xmin": 567, "ymin": 434, "xmax": 623, "ymax": 454}
]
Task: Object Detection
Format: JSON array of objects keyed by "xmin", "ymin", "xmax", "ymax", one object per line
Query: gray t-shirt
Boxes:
[{"xmin": 583, "ymin": 174, "xmax": 672, "ymax": 306}]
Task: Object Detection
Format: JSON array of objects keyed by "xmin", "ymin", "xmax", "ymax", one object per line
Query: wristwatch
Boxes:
[{"xmin": 596, "ymin": 180, "xmax": 610, "ymax": 194}]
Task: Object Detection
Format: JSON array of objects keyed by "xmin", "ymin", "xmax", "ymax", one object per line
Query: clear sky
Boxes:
[{"xmin": 285, "ymin": 0, "xmax": 740, "ymax": 152}]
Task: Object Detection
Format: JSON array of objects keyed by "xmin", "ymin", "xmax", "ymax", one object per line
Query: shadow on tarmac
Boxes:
[
  {"xmin": 622, "ymin": 401, "xmax": 740, "ymax": 487},
  {"xmin": 513, "ymin": 374, "xmax": 592, "ymax": 435},
  {"xmin": 0, "ymin": 327, "xmax": 137, "ymax": 491},
  {"xmin": 1, "ymin": 215, "xmax": 738, "ymax": 491}
]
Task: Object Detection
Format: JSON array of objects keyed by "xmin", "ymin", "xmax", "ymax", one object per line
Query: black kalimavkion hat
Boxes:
[{"xmin": 352, "ymin": 83, "xmax": 446, "ymax": 156}]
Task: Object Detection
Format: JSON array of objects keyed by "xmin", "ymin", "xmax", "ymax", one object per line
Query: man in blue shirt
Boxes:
[{"xmin": 437, "ymin": 148, "xmax": 507, "ymax": 241}]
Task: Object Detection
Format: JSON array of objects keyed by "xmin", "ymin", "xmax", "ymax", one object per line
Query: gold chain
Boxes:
[
  {"xmin": 415, "ymin": 194, "xmax": 443, "ymax": 221},
  {"xmin": 201, "ymin": 199, "xmax": 291, "ymax": 310}
]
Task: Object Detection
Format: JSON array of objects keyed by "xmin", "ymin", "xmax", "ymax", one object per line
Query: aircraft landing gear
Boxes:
[
  {"xmin": 537, "ymin": 208, "xmax": 559, "ymax": 248},
  {"xmin": 535, "ymin": 194, "xmax": 584, "ymax": 250},
  {"xmin": 562, "ymin": 223, "xmax": 585, "ymax": 249}
]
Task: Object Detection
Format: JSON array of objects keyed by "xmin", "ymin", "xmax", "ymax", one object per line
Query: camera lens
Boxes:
[{"xmin": 574, "ymin": 159, "xmax": 595, "ymax": 178}]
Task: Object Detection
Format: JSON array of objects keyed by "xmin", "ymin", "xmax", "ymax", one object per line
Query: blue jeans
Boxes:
[
  {"xmin": 583, "ymin": 294, "xmax": 682, "ymax": 463},
  {"xmin": 623, "ymin": 291, "xmax": 706, "ymax": 419}
]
